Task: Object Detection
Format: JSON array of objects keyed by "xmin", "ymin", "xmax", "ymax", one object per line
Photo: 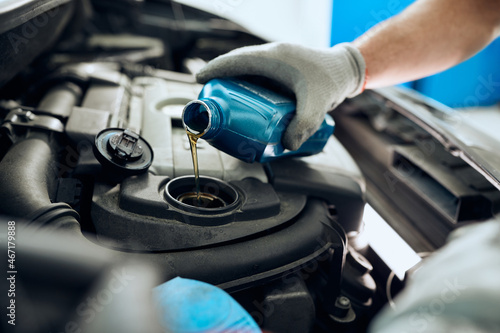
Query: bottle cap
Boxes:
[{"xmin": 93, "ymin": 128, "xmax": 154, "ymax": 178}]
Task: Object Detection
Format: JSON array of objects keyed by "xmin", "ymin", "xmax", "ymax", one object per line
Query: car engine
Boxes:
[{"xmin": 4, "ymin": 1, "xmax": 498, "ymax": 332}]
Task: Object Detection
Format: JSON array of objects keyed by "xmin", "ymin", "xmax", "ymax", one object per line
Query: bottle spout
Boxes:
[{"xmin": 182, "ymin": 100, "xmax": 213, "ymax": 136}]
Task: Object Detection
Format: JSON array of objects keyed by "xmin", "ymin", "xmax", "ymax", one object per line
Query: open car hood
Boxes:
[{"xmin": 372, "ymin": 87, "xmax": 500, "ymax": 191}]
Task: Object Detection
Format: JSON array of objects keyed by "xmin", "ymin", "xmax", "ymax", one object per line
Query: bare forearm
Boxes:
[{"xmin": 354, "ymin": 0, "xmax": 500, "ymax": 89}]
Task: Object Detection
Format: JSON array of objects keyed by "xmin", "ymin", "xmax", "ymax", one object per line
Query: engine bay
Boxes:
[{"xmin": 2, "ymin": 1, "xmax": 499, "ymax": 332}]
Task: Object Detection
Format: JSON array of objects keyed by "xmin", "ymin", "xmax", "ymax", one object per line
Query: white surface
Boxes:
[
  {"xmin": 457, "ymin": 105, "xmax": 500, "ymax": 143},
  {"xmin": 364, "ymin": 204, "xmax": 422, "ymax": 280},
  {"xmin": 174, "ymin": 0, "xmax": 333, "ymax": 48}
]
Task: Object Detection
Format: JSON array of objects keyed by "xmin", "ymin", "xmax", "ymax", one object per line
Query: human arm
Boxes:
[
  {"xmin": 196, "ymin": 0, "xmax": 500, "ymax": 151},
  {"xmin": 356, "ymin": 0, "xmax": 500, "ymax": 89}
]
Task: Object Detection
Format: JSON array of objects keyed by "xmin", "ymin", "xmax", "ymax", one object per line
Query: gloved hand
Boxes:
[{"xmin": 196, "ymin": 42, "xmax": 366, "ymax": 150}]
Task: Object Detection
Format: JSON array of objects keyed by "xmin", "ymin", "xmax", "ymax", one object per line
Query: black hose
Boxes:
[
  {"xmin": 0, "ymin": 132, "xmax": 58, "ymax": 218},
  {"xmin": 0, "ymin": 82, "xmax": 82, "ymax": 224},
  {"xmin": 38, "ymin": 82, "xmax": 82, "ymax": 118}
]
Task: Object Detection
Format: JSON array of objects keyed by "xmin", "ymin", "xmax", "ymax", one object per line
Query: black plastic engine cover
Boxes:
[
  {"xmin": 67, "ymin": 71, "xmax": 365, "ymax": 292},
  {"xmin": 91, "ymin": 174, "xmax": 307, "ymax": 251}
]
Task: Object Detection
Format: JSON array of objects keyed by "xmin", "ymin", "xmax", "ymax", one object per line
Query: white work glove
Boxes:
[{"xmin": 196, "ymin": 42, "xmax": 366, "ymax": 150}]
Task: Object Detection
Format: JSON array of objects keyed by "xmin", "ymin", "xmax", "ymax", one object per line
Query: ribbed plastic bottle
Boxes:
[{"xmin": 182, "ymin": 78, "xmax": 335, "ymax": 163}]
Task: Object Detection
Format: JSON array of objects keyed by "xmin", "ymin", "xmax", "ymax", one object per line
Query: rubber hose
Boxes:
[{"xmin": 0, "ymin": 132, "xmax": 58, "ymax": 218}]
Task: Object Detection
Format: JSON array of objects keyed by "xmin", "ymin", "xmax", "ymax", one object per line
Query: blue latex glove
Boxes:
[{"xmin": 154, "ymin": 277, "xmax": 261, "ymax": 333}]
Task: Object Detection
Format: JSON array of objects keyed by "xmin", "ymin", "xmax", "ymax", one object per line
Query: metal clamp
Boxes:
[{"xmin": 3, "ymin": 108, "xmax": 65, "ymax": 133}]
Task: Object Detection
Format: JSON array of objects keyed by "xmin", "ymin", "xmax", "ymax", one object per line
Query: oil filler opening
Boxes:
[{"xmin": 164, "ymin": 175, "xmax": 240, "ymax": 214}]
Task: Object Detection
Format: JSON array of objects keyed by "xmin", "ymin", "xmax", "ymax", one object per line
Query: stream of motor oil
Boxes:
[{"xmin": 187, "ymin": 131, "xmax": 202, "ymax": 203}]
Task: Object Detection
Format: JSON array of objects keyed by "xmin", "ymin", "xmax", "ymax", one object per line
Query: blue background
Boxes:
[{"xmin": 331, "ymin": 0, "xmax": 500, "ymax": 108}]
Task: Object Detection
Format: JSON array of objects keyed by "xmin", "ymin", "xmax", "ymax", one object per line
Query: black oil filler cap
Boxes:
[{"xmin": 94, "ymin": 128, "xmax": 153, "ymax": 177}]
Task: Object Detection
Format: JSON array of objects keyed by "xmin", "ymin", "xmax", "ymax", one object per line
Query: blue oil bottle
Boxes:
[{"xmin": 182, "ymin": 77, "xmax": 334, "ymax": 163}]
